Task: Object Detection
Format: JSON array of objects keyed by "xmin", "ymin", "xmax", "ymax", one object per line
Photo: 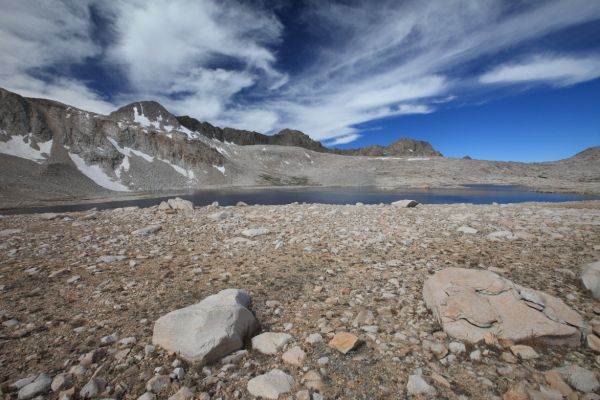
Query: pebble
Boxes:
[
  {"xmin": 406, "ymin": 374, "xmax": 436, "ymax": 396},
  {"xmin": 247, "ymin": 369, "xmax": 294, "ymax": 399},
  {"xmin": 328, "ymin": 332, "xmax": 359, "ymax": 354},
  {"xmin": 282, "ymin": 346, "xmax": 306, "ymax": 367},
  {"xmin": 251, "ymin": 332, "xmax": 292, "ymax": 354}
]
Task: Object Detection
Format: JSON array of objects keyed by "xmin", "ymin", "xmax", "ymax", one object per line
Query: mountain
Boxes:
[
  {"xmin": 177, "ymin": 115, "xmax": 440, "ymax": 156},
  {"xmin": 177, "ymin": 116, "xmax": 329, "ymax": 152},
  {"xmin": 1, "ymin": 87, "xmax": 598, "ymax": 208},
  {"xmin": 333, "ymin": 138, "xmax": 443, "ymax": 157}
]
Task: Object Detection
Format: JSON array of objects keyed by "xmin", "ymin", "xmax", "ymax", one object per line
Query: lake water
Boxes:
[{"xmin": 3, "ymin": 185, "xmax": 598, "ymax": 215}]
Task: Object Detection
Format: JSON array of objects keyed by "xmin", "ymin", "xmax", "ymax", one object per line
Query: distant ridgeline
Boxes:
[{"xmin": 177, "ymin": 115, "xmax": 443, "ymax": 157}]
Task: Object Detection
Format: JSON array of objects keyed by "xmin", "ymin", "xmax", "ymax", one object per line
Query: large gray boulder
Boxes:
[
  {"xmin": 153, "ymin": 289, "xmax": 258, "ymax": 365},
  {"xmin": 423, "ymin": 268, "xmax": 584, "ymax": 346},
  {"xmin": 581, "ymin": 261, "xmax": 600, "ymax": 299}
]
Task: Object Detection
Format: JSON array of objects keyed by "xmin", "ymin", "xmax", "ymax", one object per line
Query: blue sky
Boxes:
[{"xmin": 0, "ymin": 0, "xmax": 599, "ymax": 161}]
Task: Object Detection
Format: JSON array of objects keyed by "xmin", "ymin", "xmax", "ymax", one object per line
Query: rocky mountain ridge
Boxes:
[{"xmin": 1, "ymin": 87, "xmax": 599, "ymax": 207}]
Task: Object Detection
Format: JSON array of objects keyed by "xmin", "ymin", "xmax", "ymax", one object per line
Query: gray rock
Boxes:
[
  {"xmin": 457, "ymin": 225, "xmax": 477, "ymax": 234},
  {"xmin": 553, "ymin": 365, "xmax": 599, "ymax": 393},
  {"xmin": 167, "ymin": 198, "xmax": 194, "ymax": 211},
  {"xmin": 581, "ymin": 261, "xmax": 600, "ymax": 299},
  {"xmin": 132, "ymin": 225, "xmax": 162, "ymax": 236},
  {"xmin": 247, "ymin": 369, "xmax": 294, "ymax": 399},
  {"xmin": 79, "ymin": 378, "xmax": 104, "ymax": 399},
  {"xmin": 145, "ymin": 375, "xmax": 171, "ymax": 394},
  {"xmin": 11, "ymin": 375, "xmax": 36, "ymax": 390},
  {"xmin": 97, "ymin": 255, "xmax": 127, "ymax": 263},
  {"xmin": 391, "ymin": 199, "xmax": 418, "ymax": 208},
  {"xmin": 153, "ymin": 289, "xmax": 258, "ymax": 365},
  {"xmin": 137, "ymin": 393, "xmax": 156, "ymax": 400},
  {"xmin": 18, "ymin": 374, "xmax": 51, "ymax": 400},
  {"xmin": 241, "ymin": 228, "xmax": 270, "ymax": 237},
  {"xmin": 251, "ymin": 332, "xmax": 292, "ymax": 354},
  {"xmin": 51, "ymin": 374, "xmax": 74, "ymax": 392},
  {"xmin": 406, "ymin": 374, "xmax": 436, "ymax": 396},
  {"xmin": 168, "ymin": 386, "xmax": 193, "ymax": 400}
]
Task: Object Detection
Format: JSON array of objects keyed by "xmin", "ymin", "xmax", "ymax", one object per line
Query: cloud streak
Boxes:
[{"xmin": 1, "ymin": 0, "xmax": 599, "ymax": 143}]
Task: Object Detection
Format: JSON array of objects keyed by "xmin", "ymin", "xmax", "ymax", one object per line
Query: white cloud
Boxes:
[
  {"xmin": 480, "ymin": 55, "xmax": 600, "ymax": 86},
  {"xmin": 1, "ymin": 0, "xmax": 600, "ymax": 142},
  {"xmin": 325, "ymin": 134, "xmax": 362, "ymax": 146},
  {"xmin": 0, "ymin": 0, "xmax": 113, "ymax": 113}
]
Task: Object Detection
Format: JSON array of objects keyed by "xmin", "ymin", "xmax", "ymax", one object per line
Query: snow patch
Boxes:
[
  {"xmin": 213, "ymin": 165, "xmax": 226, "ymax": 175},
  {"xmin": 107, "ymin": 137, "xmax": 154, "ymax": 162},
  {"xmin": 68, "ymin": 152, "xmax": 130, "ymax": 192},
  {"xmin": 0, "ymin": 134, "xmax": 52, "ymax": 163}
]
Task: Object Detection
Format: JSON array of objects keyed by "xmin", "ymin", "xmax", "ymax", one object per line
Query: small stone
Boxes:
[
  {"xmin": 282, "ymin": 346, "xmax": 306, "ymax": 367},
  {"xmin": 503, "ymin": 381, "xmax": 529, "ymax": 400},
  {"xmin": 317, "ymin": 356, "xmax": 329, "ymax": 365},
  {"xmin": 11, "ymin": 376, "xmax": 37, "ymax": 390},
  {"xmin": 296, "ymin": 390, "xmax": 310, "ymax": 400},
  {"xmin": 469, "ymin": 349, "xmax": 482, "ymax": 361},
  {"xmin": 328, "ymin": 332, "xmax": 359, "ymax": 354},
  {"xmin": 449, "ymin": 341, "xmax": 466, "ymax": 354},
  {"xmin": 501, "ymin": 351, "xmax": 518, "ymax": 363},
  {"xmin": 79, "ymin": 378, "xmax": 104, "ymax": 399},
  {"xmin": 171, "ymin": 367, "xmax": 185, "ymax": 380},
  {"xmin": 241, "ymin": 228, "xmax": 270, "ymax": 238},
  {"xmin": 146, "ymin": 375, "xmax": 171, "ymax": 394},
  {"xmin": 51, "ymin": 374, "xmax": 74, "ymax": 392},
  {"xmin": 100, "ymin": 332, "xmax": 118, "ymax": 345},
  {"xmin": 137, "ymin": 393, "xmax": 156, "ymax": 400},
  {"xmin": 510, "ymin": 345, "xmax": 539, "ymax": 360},
  {"xmin": 168, "ymin": 386, "xmax": 193, "ymax": 400},
  {"xmin": 457, "ymin": 225, "xmax": 477, "ymax": 234},
  {"xmin": 252, "ymin": 332, "xmax": 292, "ymax": 355},
  {"xmin": 406, "ymin": 374, "xmax": 436, "ymax": 396},
  {"xmin": 303, "ymin": 370, "xmax": 324, "ymax": 392},
  {"xmin": 586, "ymin": 334, "xmax": 600, "ymax": 353},
  {"xmin": 132, "ymin": 225, "xmax": 162, "ymax": 236},
  {"xmin": 306, "ymin": 333, "xmax": 323, "ymax": 345},
  {"xmin": 247, "ymin": 369, "xmax": 294, "ymax": 400}
]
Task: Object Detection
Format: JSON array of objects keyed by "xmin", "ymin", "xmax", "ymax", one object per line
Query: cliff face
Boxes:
[{"xmin": 0, "ymin": 88, "xmax": 225, "ymax": 193}]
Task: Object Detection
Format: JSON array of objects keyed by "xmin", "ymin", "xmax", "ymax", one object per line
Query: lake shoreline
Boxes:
[{"xmin": 2, "ymin": 183, "xmax": 599, "ymax": 215}]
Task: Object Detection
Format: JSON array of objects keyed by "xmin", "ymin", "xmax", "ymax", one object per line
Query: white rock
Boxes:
[
  {"xmin": 406, "ymin": 374, "xmax": 436, "ymax": 396},
  {"xmin": 152, "ymin": 289, "xmax": 258, "ymax": 365},
  {"xmin": 305, "ymin": 333, "xmax": 323, "ymax": 345},
  {"xmin": 138, "ymin": 393, "xmax": 156, "ymax": 400},
  {"xmin": 251, "ymin": 332, "xmax": 292, "ymax": 354},
  {"xmin": 581, "ymin": 261, "xmax": 600, "ymax": 299},
  {"xmin": 391, "ymin": 199, "xmax": 418, "ymax": 208},
  {"xmin": 168, "ymin": 386, "xmax": 193, "ymax": 400},
  {"xmin": 167, "ymin": 198, "xmax": 194, "ymax": 211},
  {"xmin": 457, "ymin": 226, "xmax": 477, "ymax": 234},
  {"xmin": 247, "ymin": 369, "xmax": 294, "ymax": 400},
  {"xmin": 449, "ymin": 341, "xmax": 466, "ymax": 354},
  {"xmin": 241, "ymin": 228, "xmax": 270, "ymax": 238}
]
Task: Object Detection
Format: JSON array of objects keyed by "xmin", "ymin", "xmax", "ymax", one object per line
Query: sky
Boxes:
[{"xmin": 0, "ymin": 0, "xmax": 599, "ymax": 161}]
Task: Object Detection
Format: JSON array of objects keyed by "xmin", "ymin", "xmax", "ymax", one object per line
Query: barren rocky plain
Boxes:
[{"xmin": 1, "ymin": 198, "xmax": 600, "ymax": 400}]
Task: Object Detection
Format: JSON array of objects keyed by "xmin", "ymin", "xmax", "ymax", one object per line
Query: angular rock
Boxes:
[
  {"xmin": 168, "ymin": 386, "xmax": 193, "ymax": 400},
  {"xmin": 391, "ymin": 199, "xmax": 418, "ymax": 208},
  {"xmin": 247, "ymin": 369, "xmax": 294, "ymax": 400},
  {"xmin": 145, "ymin": 375, "xmax": 171, "ymax": 394},
  {"xmin": 510, "ymin": 345, "xmax": 539, "ymax": 360},
  {"xmin": 423, "ymin": 268, "xmax": 583, "ymax": 345},
  {"xmin": 153, "ymin": 289, "xmax": 258, "ymax": 365},
  {"xmin": 241, "ymin": 228, "xmax": 270, "ymax": 238},
  {"xmin": 167, "ymin": 198, "xmax": 194, "ymax": 211},
  {"xmin": 553, "ymin": 365, "xmax": 599, "ymax": 393},
  {"xmin": 282, "ymin": 346, "xmax": 306, "ymax": 366},
  {"xmin": 328, "ymin": 332, "xmax": 359, "ymax": 354},
  {"xmin": 406, "ymin": 374, "xmax": 436, "ymax": 396},
  {"xmin": 18, "ymin": 374, "xmax": 51, "ymax": 400},
  {"xmin": 51, "ymin": 374, "xmax": 74, "ymax": 392},
  {"xmin": 581, "ymin": 261, "xmax": 600, "ymax": 299},
  {"xmin": 252, "ymin": 332, "xmax": 292, "ymax": 355},
  {"xmin": 587, "ymin": 334, "xmax": 600, "ymax": 353},
  {"xmin": 457, "ymin": 225, "xmax": 477, "ymax": 234}
]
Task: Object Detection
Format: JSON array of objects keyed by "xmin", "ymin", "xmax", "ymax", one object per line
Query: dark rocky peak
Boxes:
[
  {"xmin": 272, "ymin": 129, "xmax": 328, "ymax": 152},
  {"xmin": 110, "ymin": 101, "xmax": 180, "ymax": 131},
  {"xmin": 384, "ymin": 138, "xmax": 443, "ymax": 157}
]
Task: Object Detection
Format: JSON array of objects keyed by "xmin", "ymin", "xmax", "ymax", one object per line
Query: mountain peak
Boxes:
[{"xmin": 110, "ymin": 101, "xmax": 180, "ymax": 131}]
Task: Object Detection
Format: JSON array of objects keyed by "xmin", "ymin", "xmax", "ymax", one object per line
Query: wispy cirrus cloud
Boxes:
[
  {"xmin": 480, "ymin": 54, "xmax": 600, "ymax": 87},
  {"xmin": 324, "ymin": 133, "xmax": 362, "ymax": 145},
  {"xmin": 1, "ymin": 0, "xmax": 600, "ymax": 144}
]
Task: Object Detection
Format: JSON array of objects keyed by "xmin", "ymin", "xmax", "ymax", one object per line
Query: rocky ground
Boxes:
[{"xmin": 1, "ymin": 200, "xmax": 599, "ymax": 399}]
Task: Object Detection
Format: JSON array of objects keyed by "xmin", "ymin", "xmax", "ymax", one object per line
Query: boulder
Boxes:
[
  {"xmin": 153, "ymin": 289, "xmax": 258, "ymax": 365},
  {"xmin": 581, "ymin": 261, "xmax": 600, "ymax": 299},
  {"xmin": 17, "ymin": 374, "xmax": 51, "ymax": 400},
  {"xmin": 247, "ymin": 369, "xmax": 294, "ymax": 399},
  {"xmin": 391, "ymin": 199, "xmax": 418, "ymax": 208},
  {"xmin": 552, "ymin": 365, "xmax": 599, "ymax": 393},
  {"xmin": 423, "ymin": 268, "xmax": 583, "ymax": 346},
  {"xmin": 132, "ymin": 225, "xmax": 162, "ymax": 236},
  {"xmin": 166, "ymin": 198, "xmax": 194, "ymax": 211}
]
